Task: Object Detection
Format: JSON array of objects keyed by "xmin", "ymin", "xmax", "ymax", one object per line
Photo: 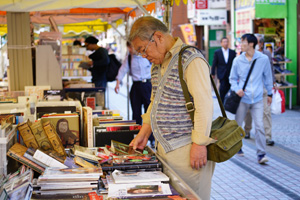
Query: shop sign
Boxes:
[
  {"xmin": 255, "ymin": 0, "xmax": 287, "ymax": 18},
  {"xmin": 235, "ymin": 0, "xmax": 255, "ymax": 10},
  {"xmin": 209, "ymin": 0, "xmax": 226, "ymax": 9},
  {"xmin": 195, "ymin": 0, "xmax": 208, "ymax": 9},
  {"xmin": 196, "ymin": 9, "xmax": 227, "ymax": 25},
  {"xmin": 258, "ymin": 27, "xmax": 276, "ymax": 35},
  {"xmin": 235, "ymin": 8, "xmax": 254, "ymax": 38},
  {"xmin": 179, "ymin": 24, "xmax": 197, "ymax": 45},
  {"xmin": 255, "ymin": 0, "xmax": 286, "ymax": 5}
]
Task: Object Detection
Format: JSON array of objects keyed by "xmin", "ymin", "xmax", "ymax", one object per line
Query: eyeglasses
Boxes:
[{"xmin": 137, "ymin": 31, "xmax": 155, "ymax": 57}]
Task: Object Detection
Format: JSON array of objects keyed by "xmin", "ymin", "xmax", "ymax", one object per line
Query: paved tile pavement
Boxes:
[{"xmin": 106, "ymin": 81, "xmax": 300, "ymax": 200}]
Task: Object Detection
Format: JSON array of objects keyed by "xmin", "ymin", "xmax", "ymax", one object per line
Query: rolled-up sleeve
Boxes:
[{"xmin": 185, "ymin": 58, "xmax": 216, "ymax": 146}]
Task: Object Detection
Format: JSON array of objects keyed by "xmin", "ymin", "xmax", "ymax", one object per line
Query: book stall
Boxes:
[{"xmin": 0, "ymin": 86, "xmax": 200, "ymax": 200}]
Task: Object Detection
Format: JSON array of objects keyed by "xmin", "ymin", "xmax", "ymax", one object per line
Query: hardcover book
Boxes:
[
  {"xmin": 86, "ymin": 97, "xmax": 96, "ymax": 110},
  {"xmin": 30, "ymin": 121, "xmax": 52, "ymax": 151},
  {"xmin": 41, "ymin": 113, "xmax": 80, "ymax": 148},
  {"xmin": 17, "ymin": 121, "xmax": 39, "ymax": 149},
  {"xmin": 42, "ymin": 121, "xmax": 67, "ymax": 157},
  {"xmin": 6, "ymin": 143, "xmax": 45, "ymax": 174},
  {"xmin": 82, "ymin": 106, "xmax": 93, "ymax": 148}
]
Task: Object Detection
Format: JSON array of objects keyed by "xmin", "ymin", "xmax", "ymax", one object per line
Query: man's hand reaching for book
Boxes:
[{"xmin": 129, "ymin": 123, "xmax": 152, "ymax": 150}]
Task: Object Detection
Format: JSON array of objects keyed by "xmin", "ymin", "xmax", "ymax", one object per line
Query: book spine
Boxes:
[
  {"xmin": 30, "ymin": 121, "xmax": 53, "ymax": 151},
  {"xmin": 87, "ymin": 108, "xmax": 93, "ymax": 148},
  {"xmin": 17, "ymin": 122, "xmax": 39, "ymax": 149},
  {"xmin": 101, "ymin": 163, "xmax": 162, "ymax": 171},
  {"xmin": 42, "ymin": 121, "xmax": 67, "ymax": 157},
  {"xmin": 6, "ymin": 151, "xmax": 44, "ymax": 174},
  {"xmin": 83, "ymin": 107, "xmax": 93, "ymax": 148}
]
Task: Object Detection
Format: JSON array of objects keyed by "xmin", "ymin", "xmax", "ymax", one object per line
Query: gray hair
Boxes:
[{"xmin": 128, "ymin": 16, "xmax": 169, "ymax": 42}]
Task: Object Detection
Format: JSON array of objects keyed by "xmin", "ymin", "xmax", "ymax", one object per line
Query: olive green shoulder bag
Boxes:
[{"xmin": 178, "ymin": 46, "xmax": 245, "ymax": 163}]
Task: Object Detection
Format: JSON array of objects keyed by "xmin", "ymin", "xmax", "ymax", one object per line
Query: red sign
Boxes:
[{"xmin": 195, "ymin": 0, "xmax": 208, "ymax": 9}]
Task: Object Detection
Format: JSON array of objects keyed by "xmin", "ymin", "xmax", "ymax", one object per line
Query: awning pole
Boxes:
[
  {"xmin": 133, "ymin": 0, "xmax": 150, "ymax": 16},
  {"xmin": 109, "ymin": 23, "xmax": 126, "ymax": 41},
  {"xmin": 163, "ymin": 0, "xmax": 173, "ymax": 32}
]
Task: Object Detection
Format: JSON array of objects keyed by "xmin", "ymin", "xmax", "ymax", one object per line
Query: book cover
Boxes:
[
  {"xmin": 17, "ymin": 121, "xmax": 39, "ymax": 149},
  {"xmin": 72, "ymin": 145, "xmax": 101, "ymax": 162},
  {"xmin": 107, "ymin": 182, "xmax": 172, "ymax": 198},
  {"xmin": 17, "ymin": 96, "xmax": 37, "ymax": 122},
  {"xmin": 41, "ymin": 114, "xmax": 80, "ymax": 148},
  {"xmin": 42, "ymin": 121, "xmax": 67, "ymax": 157},
  {"xmin": 8, "ymin": 183, "xmax": 33, "ymax": 200},
  {"xmin": 106, "ymin": 125, "xmax": 141, "ymax": 132},
  {"xmin": 111, "ymin": 170, "xmax": 169, "ymax": 184},
  {"xmin": 29, "ymin": 121, "xmax": 52, "ymax": 151},
  {"xmin": 24, "ymin": 85, "xmax": 51, "ymax": 101},
  {"xmin": 86, "ymin": 97, "xmax": 96, "ymax": 110},
  {"xmin": 6, "ymin": 143, "xmax": 45, "ymax": 174},
  {"xmin": 82, "ymin": 107, "xmax": 93, "ymax": 148},
  {"xmin": 32, "ymin": 149, "xmax": 67, "ymax": 169}
]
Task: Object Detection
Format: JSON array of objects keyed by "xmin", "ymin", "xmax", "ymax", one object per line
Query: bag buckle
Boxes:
[{"xmin": 185, "ymin": 102, "xmax": 195, "ymax": 112}]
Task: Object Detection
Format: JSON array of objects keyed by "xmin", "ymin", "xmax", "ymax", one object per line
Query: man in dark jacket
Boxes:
[
  {"xmin": 211, "ymin": 37, "xmax": 236, "ymax": 103},
  {"xmin": 84, "ymin": 36, "xmax": 110, "ymax": 88}
]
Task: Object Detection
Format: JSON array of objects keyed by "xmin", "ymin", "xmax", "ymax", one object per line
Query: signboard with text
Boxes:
[
  {"xmin": 195, "ymin": 0, "xmax": 208, "ymax": 9},
  {"xmin": 255, "ymin": 0, "xmax": 287, "ymax": 18},
  {"xmin": 196, "ymin": 9, "xmax": 227, "ymax": 25},
  {"xmin": 235, "ymin": 8, "xmax": 254, "ymax": 38}
]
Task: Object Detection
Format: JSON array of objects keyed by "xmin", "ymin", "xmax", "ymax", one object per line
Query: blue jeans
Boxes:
[{"xmin": 235, "ymin": 100, "xmax": 266, "ymax": 156}]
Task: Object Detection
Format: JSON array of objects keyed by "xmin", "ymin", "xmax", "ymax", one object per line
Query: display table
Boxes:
[{"xmin": 31, "ymin": 147, "xmax": 200, "ymax": 200}]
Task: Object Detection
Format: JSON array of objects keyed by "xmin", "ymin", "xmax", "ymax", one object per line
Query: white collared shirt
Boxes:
[{"xmin": 222, "ymin": 47, "xmax": 229, "ymax": 63}]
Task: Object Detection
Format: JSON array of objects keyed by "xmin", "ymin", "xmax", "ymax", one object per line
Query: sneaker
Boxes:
[
  {"xmin": 266, "ymin": 139, "xmax": 275, "ymax": 146},
  {"xmin": 236, "ymin": 149, "xmax": 244, "ymax": 157},
  {"xmin": 258, "ymin": 155, "xmax": 269, "ymax": 164},
  {"xmin": 244, "ymin": 132, "xmax": 250, "ymax": 139}
]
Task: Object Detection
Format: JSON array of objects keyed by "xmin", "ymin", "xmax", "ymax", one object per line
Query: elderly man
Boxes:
[{"xmin": 128, "ymin": 16, "xmax": 215, "ymax": 199}]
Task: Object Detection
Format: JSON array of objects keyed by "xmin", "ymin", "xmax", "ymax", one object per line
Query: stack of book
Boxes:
[
  {"xmin": 34, "ymin": 167, "xmax": 102, "ymax": 196},
  {"xmin": 105, "ymin": 170, "xmax": 183, "ymax": 199}
]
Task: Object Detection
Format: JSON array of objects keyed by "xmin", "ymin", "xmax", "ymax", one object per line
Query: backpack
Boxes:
[{"xmin": 106, "ymin": 54, "xmax": 122, "ymax": 82}]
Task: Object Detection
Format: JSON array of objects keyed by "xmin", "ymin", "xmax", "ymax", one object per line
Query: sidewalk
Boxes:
[{"xmin": 106, "ymin": 82, "xmax": 300, "ymax": 200}]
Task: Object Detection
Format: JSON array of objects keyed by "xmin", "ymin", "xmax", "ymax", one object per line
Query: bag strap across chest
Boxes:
[{"xmin": 178, "ymin": 45, "xmax": 227, "ymax": 126}]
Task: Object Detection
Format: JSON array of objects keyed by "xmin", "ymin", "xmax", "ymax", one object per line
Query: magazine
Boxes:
[
  {"xmin": 107, "ymin": 182, "xmax": 172, "ymax": 198},
  {"xmin": 111, "ymin": 170, "xmax": 169, "ymax": 184}
]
